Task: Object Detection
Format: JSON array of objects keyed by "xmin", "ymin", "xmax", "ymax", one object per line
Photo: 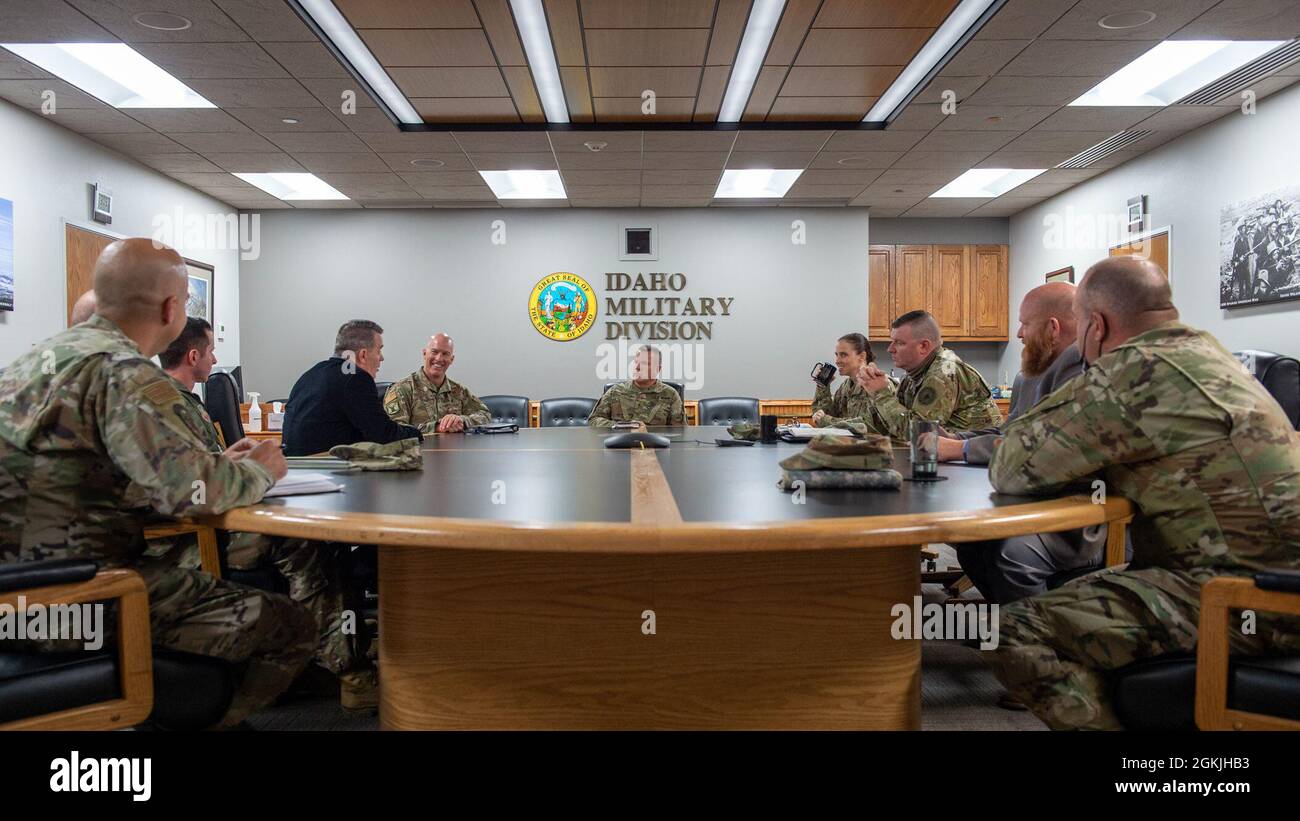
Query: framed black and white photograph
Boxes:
[{"xmin": 1220, "ymin": 183, "xmax": 1300, "ymax": 308}]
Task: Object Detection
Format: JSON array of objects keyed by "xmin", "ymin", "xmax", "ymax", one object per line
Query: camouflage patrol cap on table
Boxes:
[
  {"xmin": 329, "ymin": 437, "xmax": 423, "ymax": 471},
  {"xmin": 779, "ymin": 433, "xmax": 893, "ymax": 471}
]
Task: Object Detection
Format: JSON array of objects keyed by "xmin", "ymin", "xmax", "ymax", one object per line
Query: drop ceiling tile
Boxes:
[
  {"xmin": 314, "ymin": 172, "xmax": 416, "ymax": 198},
  {"xmin": 228, "ymin": 107, "xmax": 350, "ymax": 133},
  {"xmin": 87, "ymin": 132, "xmax": 190, "ymax": 154},
  {"xmin": 0, "ymin": 78, "xmax": 106, "ymax": 109},
  {"xmin": 1134, "ymin": 105, "xmax": 1233, "ymax": 131},
  {"xmin": 780, "ymin": 66, "xmax": 897, "ymax": 97},
  {"xmin": 0, "ymin": 50, "xmax": 52, "ymax": 79},
  {"xmin": 963, "ymin": 75, "xmax": 1106, "ymax": 107},
  {"xmin": 570, "ymin": 198, "xmax": 641, "ymax": 207},
  {"xmin": 258, "ymin": 42, "xmax": 349, "ymax": 78},
  {"xmin": 963, "ymin": 196, "xmax": 1043, "ymax": 216},
  {"xmin": 289, "ymin": 200, "xmax": 364, "ymax": 208},
  {"xmin": 267, "ymin": 131, "xmax": 370, "ymax": 152},
  {"xmin": 1042, "ymin": 0, "xmax": 1219, "ymax": 40},
  {"xmin": 808, "ymin": 151, "xmax": 903, "ymax": 169},
  {"xmin": 452, "ymin": 132, "xmax": 551, "ymax": 152},
  {"xmin": 975, "ymin": 0, "xmax": 1077, "ymax": 39},
  {"xmin": 334, "ymin": 0, "xmax": 481, "ymax": 27},
  {"xmin": 796, "ymin": 169, "xmax": 882, "ymax": 186},
  {"xmin": 131, "ymin": 42, "xmax": 289, "ymax": 78},
  {"xmin": 892, "ymin": 150, "xmax": 994, "ymax": 169},
  {"xmin": 201, "ymin": 152, "xmax": 305, "ymax": 172},
  {"xmin": 640, "ymin": 151, "xmax": 729, "ymax": 169},
  {"xmin": 941, "ymin": 40, "xmax": 1033, "ymax": 75},
  {"xmin": 185, "ymin": 78, "xmax": 320, "ymax": 108},
  {"xmin": 388, "ymin": 67, "xmax": 510, "ymax": 98},
  {"xmin": 299, "ymin": 78, "xmax": 379, "ymax": 109},
  {"xmin": 718, "ymin": 150, "xmax": 814, "ymax": 169},
  {"xmin": 549, "ymin": 131, "xmax": 643, "ymax": 152},
  {"xmin": 1033, "ymin": 167, "xmax": 1105, "ymax": 184},
  {"xmin": 172, "ymin": 131, "xmax": 279, "ymax": 153},
  {"xmin": 849, "ymin": 193, "xmax": 927, "ymax": 209},
  {"xmin": 1000, "ymin": 39, "xmax": 1159, "ymax": 77},
  {"xmin": 731, "ymin": 131, "xmax": 832, "ymax": 152},
  {"xmin": 333, "ymin": 108, "xmax": 399, "ymax": 132},
  {"xmin": 999, "ymin": 130, "xmax": 1116, "ymax": 153},
  {"xmin": 765, "ymin": 96, "xmax": 876, "ymax": 120},
  {"xmin": 886, "ymin": 104, "xmax": 948, "ymax": 130},
  {"xmin": 902, "ymin": 198, "xmax": 989, "ymax": 216},
  {"xmin": 1170, "ymin": 0, "xmax": 1300, "ymax": 39},
  {"xmin": 640, "ymin": 169, "xmax": 723, "ymax": 186},
  {"xmin": 860, "ymin": 204, "xmax": 909, "ymax": 216},
  {"xmin": 911, "ymin": 75, "xmax": 990, "ymax": 105},
  {"xmin": 795, "ymin": 28, "xmax": 934, "ymax": 66},
  {"xmin": 554, "ymin": 151, "xmax": 643, "ymax": 170},
  {"xmin": 931, "ymin": 104, "xmax": 1057, "ymax": 131},
  {"xmin": 414, "ymin": 186, "xmax": 497, "ymax": 200},
  {"xmin": 466, "ymin": 152, "xmax": 557, "ymax": 169},
  {"xmin": 359, "ymin": 29, "xmax": 497, "ymax": 67},
  {"xmin": 136, "ymin": 153, "xmax": 225, "ymax": 173},
  {"xmin": 498, "ymin": 199, "xmax": 571, "ymax": 208},
  {"xmin": 42, "ymin": 107, "xmax": 152, "ymax": 133},
  {"xmin": 194, "ymin": 184, "xmax": 271, "ymax": 200},
  {"xmin": 862, "ymin": 182, "xmax": 945, "ymax": 198},
  {"xmin": 228, "ymin": 200, "xmax": 292, "ymax": 209},
  {"xmin": 214, "ymin": 0, "xmax": 317, "ymax": 41},
  {"xmin": 1030, "ymin": 106, "xmax": 1160, "ymax": 131},
  {"xmin": 561, "ymin": 169, "xmax": 641, "ymax": 186},
  {"xmin": 579, "ymin": 0, "xmax": 717, "ymax": 28},
  {"xmin": 822, "ymin": 130, "xmax": 932, "ymax": 152},
  {"xmin": 563, "ymin": 185, "xmax": 642, "ymax": 199},
  {"xmin": 291, "ymin": 152, "xmax": 390, "ymax": 172},
  {"xmin": 785, "ymin": 184, "xmax": 870, "ymax": 199},
  {"xmin": 588, "ymin": 66, "xmax": 702, "ymax": 97},
  {"xmin": 906, "ymin": 130, "xmax": 1018, "ymax": 153},
  {"xmin": 874, "ymin": 168, "xmax": 967, "ymax": 184},
  {"xmin": 1006, "ymin": 181, "xmax": 1074, "ymax": 198},
  {"xmin": 360, "ymin": 131, "xmax": 462, "ymax": 152},
  {"xmin": 640, "ymin": 185, "xmax": 718, "ymax": 199},
  {"xmin": 65, "ymin": 0, "xmax": 249, "ymax": 42},
  {"xmin": 591, "ymin": 97, "xmax": 695, "ymax": 120},
  {"xmin": 641, "ymin": 131, "xmax": 736, "ymax": 151},
  {"xmin": 975, "ymin": 149, "xmax": 1074, "ymax": 168},
  {"xmin": 0, "ymin": 0, "xmax": 116, "ymax": 41},
  {"xmin": 584, "ymin": 29, "xmax": 711, "ymax": 66},
  {"xmin": 377, "ymin": 151, "xmax": 476, "ymax": 171},
  {"xmin": 169, "ymin": 172, "xmax": 246, "ymax": 187},
  {"xmin": 395, "ymin": 171, "xmax": 486, "ymax": 187}
]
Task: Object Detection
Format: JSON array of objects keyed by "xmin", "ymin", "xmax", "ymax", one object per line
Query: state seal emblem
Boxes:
[{"xmin": 529, "ymin": 272, "xmax": 597, "ymax": 341}]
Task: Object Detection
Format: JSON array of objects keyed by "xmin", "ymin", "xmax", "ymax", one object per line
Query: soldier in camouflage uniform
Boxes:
[
  {"xmin": 0, "ymin": 239, "xmax": 314, "ymax": 728},
  {"xmin": 986, "ymin": 257, "xmax": 1300, "ymax": 730},
  {"xmin": 588, "ymin": 346, "xmax": 685, "ymax": 427},
  {"xmin": 856, "ymin": 310, "xmax": 1002, "ymax": 439},
  {"xmin": 810, "ymin": 332, "xmax": 895, "ymax": 432},
  {"xmin": 384, "ymin": 332, "xmax": 490, "ymax": 433},
  {"xmin": 150, "ymin": 317, "xmax": 375, "ymax": 708}
]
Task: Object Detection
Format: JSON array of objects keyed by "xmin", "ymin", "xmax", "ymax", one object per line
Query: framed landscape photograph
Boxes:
[
  {"xmin": 0, "ymin": 196, "xmax": 13, "ymax": 312},
  {"xmin": 185, "ymin": 259, "xmax": 214, "ymax": 323}
]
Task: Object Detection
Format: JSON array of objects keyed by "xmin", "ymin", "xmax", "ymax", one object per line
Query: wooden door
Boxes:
[
  {"xmin": 970, "ymin": 245, "xmax": 1008, "ymax": 338},
  {"xmin": 867, "ymin": 245, "xmax": 895, "ymax": 340},
  {"xmin": 931, "ymin": 245, "xmax": 969, "ymax": 338},
  {"xmin": 65, "ymin": 223, "xmax": 115, "ymax": 325},
  {"xmin": 1109, "ymin": 230, "xmax": 1170, "ymax": 279},
  {"xmin": 894, "ymin": 245, "xmax": 932, "ymax": 319}
]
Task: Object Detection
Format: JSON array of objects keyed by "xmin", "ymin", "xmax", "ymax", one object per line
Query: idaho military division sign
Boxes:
[{"xmin": 529, "ymin": 272, "xmax": 597, "ymax": 341}]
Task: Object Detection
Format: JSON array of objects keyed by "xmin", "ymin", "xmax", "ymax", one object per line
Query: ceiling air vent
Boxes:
[
  {"xmin": 1176, "ymin": 39, "xmax": 1300, "ymax": 105},
  {"xmin": 1057, "ymin": 130, "xmax": 1151, "ymax": 168}
]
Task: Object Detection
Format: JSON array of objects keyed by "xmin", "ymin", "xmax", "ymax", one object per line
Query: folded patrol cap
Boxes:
[
  {"xmin": 778, "ymin": 433, "xmax": 893, "ymax": 471},
  {"xmin": 329, "ymin": 437, "xmax": 423, "ymax": 471}
]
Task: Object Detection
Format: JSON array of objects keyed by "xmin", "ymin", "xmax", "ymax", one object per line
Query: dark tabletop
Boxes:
[{"xmin": 250, "ymin": 426, "xmax": 1044, "ymax": 526}]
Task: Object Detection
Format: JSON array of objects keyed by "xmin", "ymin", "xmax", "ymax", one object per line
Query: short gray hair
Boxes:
[
  {"xmin": 334, "ymin": 319, "xmax": 383, "ymax": 356},
  {"xmin": 891, "ymin": 309, "xmax": 941, "ymax": 344}
]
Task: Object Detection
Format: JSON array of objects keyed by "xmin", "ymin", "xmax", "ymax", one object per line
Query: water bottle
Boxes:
[{"xmin": 247, "ymin": 391, "xmax": 262, "ymax": 433}]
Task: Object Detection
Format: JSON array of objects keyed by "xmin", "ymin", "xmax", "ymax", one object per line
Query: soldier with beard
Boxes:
[{"xmin": 934, "ymin": 282, "xmax": 1118, "ymax": 604}]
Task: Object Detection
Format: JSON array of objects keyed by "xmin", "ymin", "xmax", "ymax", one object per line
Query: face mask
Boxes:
[{"xmin": 1080, "ymin": 317, "xmax": 1104, "ymax": 372}]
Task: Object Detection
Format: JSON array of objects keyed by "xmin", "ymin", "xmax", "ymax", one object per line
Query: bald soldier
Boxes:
[
  {"xmin": 0, "ymin": 238, "xmax": 315, "ymax": 728},
  {"xmin": 384, "ymin": 333, "xmax": 490, "ymax": 433},
  {"xmin": 855, "ymin": 310, "xmax": 1002, "ymax": 439},
  {"xmin": 986, "ymin": 256, "xmax": 1300, "ymax": 730},
  {"xmin": 588, "ymin": 345, "xmax": 685, "ymax": 427}
]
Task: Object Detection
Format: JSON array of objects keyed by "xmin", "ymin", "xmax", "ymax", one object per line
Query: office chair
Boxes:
[
  {"xmin": 481, "ymin": 395, "xmax": 530, "ymax": 426},
  {"xmin": 539, "ymin": 397, "xmax": 597, "ymax": 427},
  {"xmin": 1233, "ymin": 349, "xmax": 1299, "ymax": 429},
  {"xmin": 374, "ymin": 381, "xmax": 393, "ymax": 400},
  {"xmin": 204, "ymin": 370, "xmax": 244, "ymax": 445},
  {"xmin": 697, "ymin": 397, "xmax": 760, "ymax": 426}
]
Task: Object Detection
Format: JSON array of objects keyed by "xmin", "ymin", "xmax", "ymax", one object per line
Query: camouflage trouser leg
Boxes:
[
  {"xmin": 226, "ymin": 534, "xmax": 368, "ymax": 676},
  {"xmin": 137, "ymin": 556, "xmax": 315, "ymax": 728}
]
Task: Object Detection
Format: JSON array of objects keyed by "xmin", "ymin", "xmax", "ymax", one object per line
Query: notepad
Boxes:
[
  {"xmin": 782, "ymin": 425, "xmax": 856, "ymax": 440},
  {"xmin": 264, "ymin": 471, "xmax": 345, "ymax": 497}
]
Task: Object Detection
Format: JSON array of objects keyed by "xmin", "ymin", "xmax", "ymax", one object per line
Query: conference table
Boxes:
[{"xmin": 208, "ymin": 425, "xmax": 1132, "ymax": 730}]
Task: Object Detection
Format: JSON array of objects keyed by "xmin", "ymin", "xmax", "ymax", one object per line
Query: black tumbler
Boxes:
[{"xmin": 760, "ymin": 414, "xmax": 779, "ymax": 443}]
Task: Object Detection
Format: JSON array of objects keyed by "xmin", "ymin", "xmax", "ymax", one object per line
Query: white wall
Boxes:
[
  {"xmin": 1002, "ymin": 81, "xmax": 1300, "ymax": 377},
  {"xmin": 0, "ymin": 100, "xmax": 242, "ymax": 367}
]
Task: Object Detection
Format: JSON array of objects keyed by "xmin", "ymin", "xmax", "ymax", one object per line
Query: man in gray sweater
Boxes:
[{"xmin": 938, "ymin": 282, "xmax": 1116, "ymax": 603}]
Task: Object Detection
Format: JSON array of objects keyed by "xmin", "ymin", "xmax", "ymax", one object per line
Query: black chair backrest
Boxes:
[
  {"xmin": 603, "ymin": 381, "xmax": 685, "ymax": 400},
  {"xmin": 539, "ymin": 397, "xmax": 597, "ymax": 428},
  {"xmin": 697, "ymin": 396, "xmax": 760, "ymax": 427},
  {"xmin": 481, "ymin": 394, "xmax": 530, "ymax": 425},
  {"xmin": 374, "ymin": 381, "xmax": 393, "ymax": 400},
  {"xmin": 204, "ymin": 371, "xmax": 244, "ymax": 445},
  {"xmin": 1235, "ymin": 349, "xmax": 1300, "ymax": 429}
]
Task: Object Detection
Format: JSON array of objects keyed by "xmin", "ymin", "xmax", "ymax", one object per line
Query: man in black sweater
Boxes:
[{"xmin": 282, "ymin": 319, "xmax": 421, "ymax": 456}]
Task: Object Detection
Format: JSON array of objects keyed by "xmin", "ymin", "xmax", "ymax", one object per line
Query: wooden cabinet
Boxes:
[{"xmin": 868, "ymin": 242, "xmax": 1008, "ymax": 342}]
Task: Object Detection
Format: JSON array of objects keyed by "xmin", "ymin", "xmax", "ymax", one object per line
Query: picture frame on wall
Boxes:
[
  {"xmin": 1219, "ymin": 183, "xmax": 1300, "ymax": 308},
  {"xmin": 0, "ymin": 196, "xmax": 13, "ymax": 312},
  {"xmin": 185, "ymin": 259, "xmax": 214, "ymax": 324},
  {"xmin": 1045, "ymin": 266, "xmax": 1074, "ymax": 284}
]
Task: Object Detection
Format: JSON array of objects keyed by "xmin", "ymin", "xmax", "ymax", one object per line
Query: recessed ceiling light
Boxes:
[
  {"xmin": 1, "ymin": 43, "xmax": 214, "ymax": 108},
  {"xmin": 479, "ymin": 169, "xmax": 567, "ymax": 199},
  {"xmin": 133, "ymin": 11, "xmax": 192, "ymax": 31},
  {"xmin": 232, "ymin": 172, "xmax": 349, "ymax": 201},
  {"xmin": 1098, "ymin": 11, "xmax": 1156, "ymax": 30},
  {"xmin": 583, "ymin": 141, "xmax": 608, "ymax": 152},
  {"xmin": 291, "ymin": 0, "xmax": 423, "ymax": 125},
  {"xmin": 281, "ymin": 117, "xmax": 299, "ymax": 124},
  {"xmin": 409, "ymin": 158, "xmax": 446, "ymax": 168},
  {"xmin": 718, "ymin": 0, "xmax": 787, "ymax": 122},
  {"xmin": 930, "ymin": 168, "xmax": 1045, "ymax": 198},
  {"xmin": 863, "ymin": 0, "xmax": 1002, "ymax": 123},
  {"xmin": 1070, "ymin": 40, "xmax": 1287, "ymax": 106},
  {"xmin": 714, "ymin": 169, "xmax": 804, "ymax": 198},
  {"xmin": 509, "ymin": 0, "xmax": 570, "ymax": 124}
]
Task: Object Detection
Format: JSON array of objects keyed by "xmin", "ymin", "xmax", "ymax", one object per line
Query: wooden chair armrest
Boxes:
[
  {"xmin": 1195, "ymin": 575, "xmax": 1300, "ymax": 731},
  {"xmin": 0, "ymin": 568, "xmax": 154, "ymax": 731},
  {"xmin": 143, "ymin": 522, "xmax": 222, "ymax": 578}
]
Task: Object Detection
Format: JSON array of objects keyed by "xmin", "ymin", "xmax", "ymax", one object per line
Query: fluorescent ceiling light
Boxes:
[
  {"xmin": 233, "ymin": 172, "xmax": 349, "ymax": 201},
  {"xmin": 479, "ymin": 170, "xmax": 567, "ymax": 199},
  {"xmin": 509, "ymin": 0, "xmax": 569, "ymax": 124},
  {"xmin": 1, "ymin": 43, "xmax": 213, "ymax": 108},
  {"xmin": 292, "ymin": 0, "xmax": 422, "ymax": 125},
  {"xmin": 930, "ymin": 168, "xmax": 1044, "ymax": 198},
  {"xmin": 714, "ymin": 169, "xmax": 803, "ymax": 198},
  {"xmin": 863, "ymin": 0, "xmax": 1001, "ymax": 122},
  {"xmin": 718, "ymin": 0, "xmax": 787, "ymax": 123},
  {"xmin": 1070, "ymin": 40, "xmax": 1287, "ymax": 106}
]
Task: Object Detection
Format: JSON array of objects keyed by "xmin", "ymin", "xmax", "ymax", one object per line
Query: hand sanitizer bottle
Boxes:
[{"xmin": 247, "ymin": 392, "xmax": 262, "ymax": 433}]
